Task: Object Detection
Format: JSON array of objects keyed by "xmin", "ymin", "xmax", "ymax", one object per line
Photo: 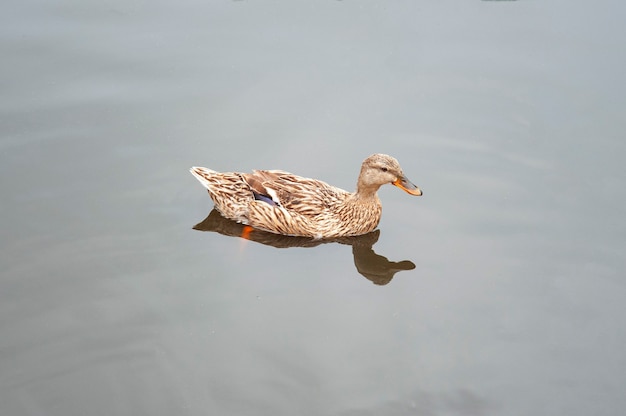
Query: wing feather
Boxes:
[{"xmin": 242, "ymin": 170, "xmax": 349, "ymax": 217}]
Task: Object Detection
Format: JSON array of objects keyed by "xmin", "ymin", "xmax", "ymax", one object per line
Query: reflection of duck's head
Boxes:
[
  {"xmin": 351, "ymin": 243, "xmax": 415, "ymax": 285},
  {"xmin": 193, "ymin": 209, "xmax": 416, "ymax": 284}
]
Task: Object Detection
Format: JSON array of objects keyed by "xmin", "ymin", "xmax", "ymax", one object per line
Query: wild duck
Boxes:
[{"xmin": 190, "ymin": 153, "xmax": 422, "ymax": 238}]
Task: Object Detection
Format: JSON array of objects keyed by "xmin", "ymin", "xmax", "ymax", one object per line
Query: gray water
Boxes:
[{"xmin": 2, "ymin": 1, "xmax": 625, "ymax": 415}]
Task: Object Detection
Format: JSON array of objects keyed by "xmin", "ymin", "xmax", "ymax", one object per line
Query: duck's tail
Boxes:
[{"xmin": 190, "ymin": 167, "xmax": 217, "ymax": 190}]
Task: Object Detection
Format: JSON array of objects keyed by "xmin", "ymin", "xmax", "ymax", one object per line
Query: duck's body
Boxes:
[{"xmin": 190, "ymin": 154, "xmax": 421, "ymax": 239}]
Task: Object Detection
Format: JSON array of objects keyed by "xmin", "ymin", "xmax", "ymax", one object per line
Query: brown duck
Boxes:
[{"xmin": 190, "ymin": 153, "xmax": 422, "ymax": 238}]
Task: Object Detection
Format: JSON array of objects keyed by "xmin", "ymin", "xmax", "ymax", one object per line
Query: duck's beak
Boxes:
[{"xmin": 393, "ymin": 176, "xmax": 423, "ymax": 196}]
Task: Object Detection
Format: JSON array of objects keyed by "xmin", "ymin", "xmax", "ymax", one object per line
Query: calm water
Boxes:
[{"xmin": 2, "ymin": 1, "xmax": 625, "ymax": 415}]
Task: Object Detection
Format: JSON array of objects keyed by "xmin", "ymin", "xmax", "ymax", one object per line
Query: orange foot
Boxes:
[{"xmin": 241, "ymin": 225, "xmax": 254, "ymax": 240}]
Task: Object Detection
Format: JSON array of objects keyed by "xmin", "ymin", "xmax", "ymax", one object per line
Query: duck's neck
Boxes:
[{"xmin": 352, "ymin": 184, "xmax": 381, "ymax": 201}]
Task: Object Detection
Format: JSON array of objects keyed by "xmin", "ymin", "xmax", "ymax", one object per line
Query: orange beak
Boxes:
[{"xmin": 392, "ymin": 176, "xmax": 423, "ymax": 196}]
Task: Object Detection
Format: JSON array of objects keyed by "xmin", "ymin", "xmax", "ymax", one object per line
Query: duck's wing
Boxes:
[{"xmin": 242, "ymin": 170, "xmax": 348, "ymax": 216}]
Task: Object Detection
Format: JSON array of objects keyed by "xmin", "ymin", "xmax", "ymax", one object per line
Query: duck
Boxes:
[{"xmin": 190, "ymin": 153, "xmax": 422, "ymax": 239}]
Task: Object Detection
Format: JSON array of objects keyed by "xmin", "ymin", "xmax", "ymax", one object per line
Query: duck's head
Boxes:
[{"xmin": 357, "ymin": 153, "xmax": 422, "ymax": 196}]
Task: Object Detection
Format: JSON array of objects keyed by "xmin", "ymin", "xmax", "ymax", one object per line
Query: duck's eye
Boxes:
[{"xmin": 380, "ymin": 167, "xmax": 388, "ymax": 172}]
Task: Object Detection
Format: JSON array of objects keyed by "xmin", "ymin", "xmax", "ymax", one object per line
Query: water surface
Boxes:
[{"xmin": 1, "ymin": 1, "xmax": 625, "ymax": 415}]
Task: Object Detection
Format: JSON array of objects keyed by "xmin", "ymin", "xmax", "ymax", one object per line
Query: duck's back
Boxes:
[{"xmin": 243, "ymin": 170, "xmax": 350, "ymax": 216}]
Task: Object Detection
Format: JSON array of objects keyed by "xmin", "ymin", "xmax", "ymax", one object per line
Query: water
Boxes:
[{"xmin": 2, "ymin": 1, "xmax": 625, "ymax": 415}]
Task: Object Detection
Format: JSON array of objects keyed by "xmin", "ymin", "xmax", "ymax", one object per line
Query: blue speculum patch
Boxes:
[{"xmin": 253, "ymin": 192, "xmax": 277, "ymax": 206}]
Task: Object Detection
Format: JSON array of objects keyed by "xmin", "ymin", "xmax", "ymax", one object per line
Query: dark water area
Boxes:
[{"xmin": 2, "ymin": 1, "xmax": 625, "ymax": 415}]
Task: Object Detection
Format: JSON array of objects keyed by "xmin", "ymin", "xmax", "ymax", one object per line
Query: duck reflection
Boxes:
[{"xmin": 193, "ymin": 209, "xmax": 416, "ymax": 285}]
